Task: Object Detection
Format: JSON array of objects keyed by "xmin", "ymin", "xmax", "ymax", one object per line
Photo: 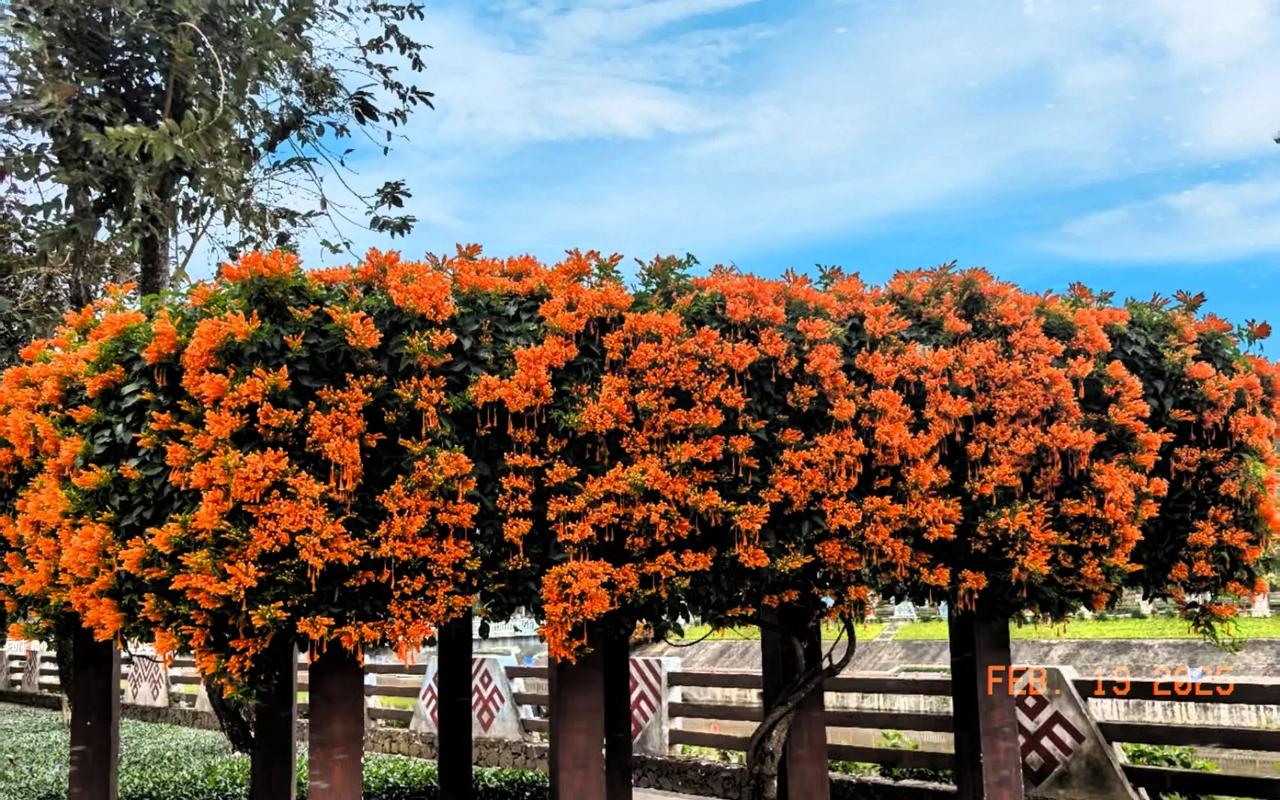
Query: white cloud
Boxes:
[
  {"xmin": 415, "ymin": 12, "xmax": 728, "ymax": 146},
  {"xmin": 280, "ymin": 0, "xmax": 1280, "ymax": 268},
  {"xmin": 1046, "ymin": 175, "xmax": 1280, "ymax": 262}
]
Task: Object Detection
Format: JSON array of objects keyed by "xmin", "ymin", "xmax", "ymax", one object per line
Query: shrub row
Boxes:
[{"xmin": 0, "ymin": 705, "xmax": 547, "ymax": 800}]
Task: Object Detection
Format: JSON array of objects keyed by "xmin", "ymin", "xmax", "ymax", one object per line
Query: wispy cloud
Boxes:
[
  {"xmin": 280, "ymin": 0, "xmax": 1280, "ymax": 270},
  {"xmin": 1047, "ymin": 174, "xmax": 1280, "ymax": 263}
]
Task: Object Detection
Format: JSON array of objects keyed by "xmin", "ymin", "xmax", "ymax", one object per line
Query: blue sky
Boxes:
[{"xmin": 285, "ymin": 0, "xmax": 1280, "ymax": 326}]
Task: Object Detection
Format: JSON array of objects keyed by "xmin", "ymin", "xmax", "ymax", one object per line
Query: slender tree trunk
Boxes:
[
  {"xmin": 602, "ymin": 621, "xmax": 634, "ymax": 800},
  {"xmin": 749, "ymin": 610, "xmax": 852, "ymax": 800},
  {"xmin": 308, "ymin": 648, "xmax": 365, "ymax": 800},
  {"xmin": 948, "ymin": 608, "xmax": 1023, "ymax": 800},
  {"xmin": 438, "ymin": 610, "xmax": 473, "ymax": 800},
  {"xmin": 251, "ymin": 638, "xmax": 299, "ymax": 800},
  {"xmin": 138, "ymin": 223, "xmax": 169, "ymax": 297},
  {"xmin": 67, "ymin": 626, "xmax": 120, "ymax": 800},
  {"xmin": 64, "ymin": 184, "xmax": 99, "ymax": 311},
  {"xmin": 205, "ymin": 677, "xmax": 256, "ymax": 754}
]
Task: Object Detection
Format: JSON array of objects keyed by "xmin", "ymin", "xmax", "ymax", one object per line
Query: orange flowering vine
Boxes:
[
  {"xmin": 1097, "ymin": 293, "xmax": 1280, "ymax": 641},
  {"xmin": 0, "ymin": 245, "xmax": 1273, "ymax": 683},
  {"xmin": 0, "ymin": 288, "xmax": 180, "ymax": 646},
  {"xmin": 127, "ymin": 250, "xmax": 479, "ymax": 687}
]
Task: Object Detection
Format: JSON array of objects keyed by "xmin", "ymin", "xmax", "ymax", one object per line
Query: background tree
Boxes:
[
  {"xmin": 0, "ymin": 0, "xmax": 431, "ymax": 305},
  {"xmin": 0, "ymin": 180, "xmax": 133, "ymax": 367},
  {"xmin": 1086, "ymin": 289, "xmax": 1279, "ymax": 639}
]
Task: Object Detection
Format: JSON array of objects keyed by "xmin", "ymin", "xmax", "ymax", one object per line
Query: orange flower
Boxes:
[
  {"xmin": 143, "ymin": 308, "xmax": 180, "ymax": 365},
  {"xmin": 326, "ymin": 307, "xmax": 382, "ymax": 350}
]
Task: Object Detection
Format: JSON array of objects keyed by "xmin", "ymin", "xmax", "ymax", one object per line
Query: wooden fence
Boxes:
[{"xmin": 6, "ymin": 651, "xmax": 1280, "ymax": 799}]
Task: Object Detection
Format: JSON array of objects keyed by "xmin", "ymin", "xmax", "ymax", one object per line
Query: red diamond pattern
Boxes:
[
  {"xmin": 420, "ymin": 674, "xmax": 440, "ymax": 727},
  {"xmin": 419, "ymin": 658, "xmax": 507, "ymax": 733},
  {"xmin": 471, "ymin": 660, "xmax": 505, "ymax": 733},
  {"xmin": 21, "ymin": 650, "xmax": 38, "ymax": 692},
  {"xmin": 629, "ymin": 658, "xmax": 662, "ymax": 740}
]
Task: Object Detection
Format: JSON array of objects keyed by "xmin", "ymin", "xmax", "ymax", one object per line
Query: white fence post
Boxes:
[
  {"xmin": 411, "ymin": 654, "xmax": 522, "ymax": 739},
  {"xmin": 123, "ymin": 646, "xmax": 170, "ymax": 708},
  {"xmin": 631, "ymin": 656, "xmax": 681, "ymax": 755}
]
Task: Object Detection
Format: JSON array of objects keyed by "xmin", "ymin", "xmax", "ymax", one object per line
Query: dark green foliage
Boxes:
[
  {"xmin": 0, "ymin": 0, "xmax": 432, "ymax": 302},
  {"xmin": 1121, "ymin": 743, "xmax": 1218, "ymax": 800},
  {"xmin": 0, "ymin": 705, "xmax": 550, "ymax": 800}
]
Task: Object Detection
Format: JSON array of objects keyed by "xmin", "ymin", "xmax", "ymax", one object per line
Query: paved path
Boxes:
[{"xmin": 636, "ymin": 790, "xmax": 706, "ymax": 800}]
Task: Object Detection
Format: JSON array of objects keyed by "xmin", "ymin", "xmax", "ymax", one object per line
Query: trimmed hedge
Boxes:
[{"xmin": 0, "ymin": 705, "xmax": 547, "ymax": 800}]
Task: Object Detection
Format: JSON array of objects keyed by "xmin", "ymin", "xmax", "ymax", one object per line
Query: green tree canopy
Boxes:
[{"xmin": 0, "ymin": 0, "xmax": 432, "ymax": 304}]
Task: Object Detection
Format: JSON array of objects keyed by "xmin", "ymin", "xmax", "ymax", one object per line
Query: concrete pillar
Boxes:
[
  {"xmin": 308, "ymin": 648, "xmax": 365, "ymax": 800},
  {"xmin": 67, "ymin": 628, "xmax": 120, "ymax": 800},
  {"xmin": 949, "ymin": 610, "xmax": 1024, "ymax": 800}
]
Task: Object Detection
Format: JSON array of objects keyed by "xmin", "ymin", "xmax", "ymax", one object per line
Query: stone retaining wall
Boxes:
[{"xmin": 1, "ymin": 693, "xmax": 954, "ymax": 800}]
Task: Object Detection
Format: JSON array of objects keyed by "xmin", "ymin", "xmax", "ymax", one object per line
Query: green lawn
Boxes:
[
  {"xmin": 670, "ymin": 614, "xmax": 1280, "ymax": 643},
  {"xmin": 0, "ymin": 704, "xmax": 547, "ymax": 800},
  {"xmin": 893, "ymin": 615, "xmax": 1280, "ymax": 640},
  {"xmin": 372, "ymin": 694, "xmax": 417, "ymax": 711},
  {"xmin": 673, "ymin": 621, "xmax": 887, "ymax": 642}
]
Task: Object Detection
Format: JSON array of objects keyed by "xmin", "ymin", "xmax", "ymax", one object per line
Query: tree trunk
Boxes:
[
  {"xmin": 782, "ymin": 631, "xmax": 828, "ymax": 800},
  {"xmin": 251, "ymin": 638, "xmax": 299, "ymax": 800},
  {"xmin": 748, "ymin": 611, "xmax": 854, "ymax": 800},
  {"xmin": 949, "ymin": 609, "xmax": 1023, "ymax": 800},
  {"xmin": 205, "ymin": 677, "xmax": 256, "ymax": 754},
  {"xmin": 136, "ymin": 107, "xmax": 180, "ymax": 298},
  {"xmin": 438, "ymin": 611, "xmax": 473, "ymax": 800},
  {"xmin": 64, "ymin": 184, "xmax": 99, "ymax": 311},
  {"xmin": 67, "ymin": 626, "xmax": 120, "ymax": 800},
  {"xmin": 602, "ymin": 621, "xmax": 634, "ymax": 800},
  {"xmin": 138, "ymin": 224, "xmax": 169, "ymax": 297},
  {"xmin": 548, "ymin": 636, "xmax": 606, "ymax": 800},
  {"xmin": 308, "ymin": 648, "xmax": 365, "ymax": 800}
]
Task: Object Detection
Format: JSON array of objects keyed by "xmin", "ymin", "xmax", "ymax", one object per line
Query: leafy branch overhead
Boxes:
[{"xmin": 0, "ymin": 0, "xmax": 433, "ymax": 309}]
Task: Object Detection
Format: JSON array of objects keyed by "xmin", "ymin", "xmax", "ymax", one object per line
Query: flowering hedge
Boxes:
[
  {"xmin": 0, "ymin": 248, "xmax": 1274, "ymax": 687},
  {"xmin": 0, "ymin": 287, "xmax": 180, "ymax": 645},
  {"xmin": 125, "ymin": 250, "xmax": 481, "ymax": 685},
  {"xmin": 1098, "ymin": 291, "xmax": 1278, "ymax": 639}
]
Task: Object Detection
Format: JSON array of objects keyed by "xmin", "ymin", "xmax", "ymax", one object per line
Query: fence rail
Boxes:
[{"xmin": 6, "ymin": 651, "xmax": 1280, "ymax": 799}]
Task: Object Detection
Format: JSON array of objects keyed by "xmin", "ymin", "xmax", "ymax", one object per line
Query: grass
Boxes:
[
  {"xmin": 672, "ymin": 621, "xmax": 886, "ymax": 643},
  {"xmin": 893, "ymin": 615, "xmax": 1280, "ymax": 641},
  {"xmin": 373, "ymin": 695, "xmax": 417, "ymax": 711},
  {"xmin": 670, "ymin": 614, "xmax": 1280, "ymax": 643},
  {"xmin": 0, "ymin": 704, "xmax": 549, "ymax": 800}
]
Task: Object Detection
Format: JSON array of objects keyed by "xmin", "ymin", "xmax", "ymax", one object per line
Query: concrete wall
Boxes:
[{"xmin": 635, "ymin": 636, "xmax": 1280, "ymax": 678}]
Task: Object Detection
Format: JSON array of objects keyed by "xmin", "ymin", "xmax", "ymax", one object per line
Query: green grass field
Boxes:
[
  {"xmin": 673, "ymin": 621, "xmax": 888, "ymax": 642},
  {"xmin": 892, "ymin": 615, "xmax": 1280, "ymax": 640},
  {"xmin": 670, "ymin": 614, "xmax": 1279, "ymax": 643}
]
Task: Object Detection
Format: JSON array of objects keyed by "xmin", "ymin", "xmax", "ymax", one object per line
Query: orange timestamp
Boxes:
[
  {"xmin": 983, "ymin": 665, "xmax": 1237, "ymax": 698},
  {"xmin": 985, "ymin": 665, "xmax": 1053, "ymax": 696},
  {"xmin": 1085, "ymin": 665, "xmax": 1236, "ymax": 698}
]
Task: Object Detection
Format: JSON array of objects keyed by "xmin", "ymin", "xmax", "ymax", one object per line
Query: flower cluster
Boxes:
[
  {"xmin": 124, "ymin": 250, "xmax": 479, "ymax": 685},
  {"xmin": 1, "ymin": 287, "xmax": 178, "ymax": 645},
  {"xmin": 0, "ymin": 248, "xmax": 1274, "ymax": 681}
]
